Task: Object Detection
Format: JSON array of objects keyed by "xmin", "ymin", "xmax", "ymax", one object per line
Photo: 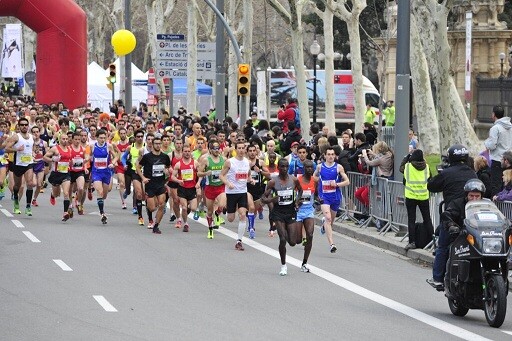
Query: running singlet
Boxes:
[
  {"xmin": 32, "ymin": 140, "xmax": 45, "ymax": 172},
  {"xmin": 170, "ymin": 151, "xmax": 182, "ymax": 168},
  {"xmin": 298, "ymin": 175, "xmax": 315, "ymax": 207},
  {"xmin": 70, "ymin": 145, "xmax": 85, "ymax": 172},
  {"xmin": 14, "ymin": 133, "xmax": 34, "ymax": 166},
  {"xmin": 273, "ymin": 176, "xmax": 295, "ymax": 207},
  {"xmin": 318, "ymin": 162, "xmax": 341, "ymax": 200},
  {"xmin": 225, "ymin": 157, "xmax": 250, "ymax": 194},
  {"xmin": 54, "ymin": 145, "xmax": 71, "ymax": 173},
  {"xmin": 92, "ymin": 142, "xmax": 110, "ymax": 171},
  {"xmin": 206, "ymin": 155, "xmax": 224, "ymax": 186},
  {"xmin": 178, "ymin": 159, "xmax": 197, "ymax": 189}
]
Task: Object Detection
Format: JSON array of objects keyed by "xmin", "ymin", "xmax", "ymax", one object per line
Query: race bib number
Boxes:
[
  {"xmin": 322, "ymin": 180, "xmax": 336, "ymax": 193},
  {"xmin": 277, "ymin": 189, "xmax": 293, "ymax": 206},
  {"xmin": 250, "ymin": 170, "xmax": 260, "ymax": 182},
  {"xmin": 182, "ymin": 168, "xmax": 194, "ymax": 181},
  {"xmin": 94, "ymin": 157, "xmax": 108, "ymax": 169},
  {"xmin": 20, "ymin": 154, "xmax": 33, "ymax": 163},
  {"xmin": 302, "ymin": 190, "xmax": 312, "ymax": 202},
  {"xmin": 235, "ymin": 172, "xmax": 248, "ymax": 181},
  {"xmin": 72, "ymin": 157, "xmax": 84, "ymax": 169},
  {"xmin": 211, "ymin": 170, "xmax": 221, "ymax": 181},
  {"xmin": 57, "ymin": 161, "xmax": 69, "ymax": 173},
  {"xmin": 152, "ymin": 164, "xmax": 165, "ymax": 177}
]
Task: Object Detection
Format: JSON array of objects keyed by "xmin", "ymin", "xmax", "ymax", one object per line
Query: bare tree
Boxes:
[
  {"xmin": 267, "ymin": 0, "xmax": 311, "ymax": 142},
  {"xmin": 187, "ymin": 0, "xmax": 199, "ymax": 115},
  {"xmin": 328, "ymin": 0, "xmax": 367, "ymax": 133},
  {"xmin": 309, "ymin": 1, "xmax": 336, "ymax": 134}
]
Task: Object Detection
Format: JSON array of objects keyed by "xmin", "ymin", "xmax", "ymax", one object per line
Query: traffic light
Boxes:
[
  {"xmin": 108, "ymin": 63, "xmax": 116, "ymax": 83},
  {"xmin": 237, "ymin": 63, "xmax": 250, "ymax": 96}
]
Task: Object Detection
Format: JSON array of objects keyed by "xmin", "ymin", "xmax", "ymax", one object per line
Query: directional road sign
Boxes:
[
  {"xmin": 157, "ymin": 69, "xmax": 216, "ymax": 79},
  {"xmin": 156, "ymin": 50, "xmax": 216, "ymax": 62},
  {"xmin": 157, "ymin": 34, "xmax": 185, "ymax": 41},
  {"xmin": 156, "ymin": 41, "xmax": 215, "ymax": 51}
]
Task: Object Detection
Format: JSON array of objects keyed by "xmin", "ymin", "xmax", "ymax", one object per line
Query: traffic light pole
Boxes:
[
  {"xmin": 111, "ymin": 85, "xmax": 115, "ymax": 109},
  {"xmin": 203, "ymin": 0, "xmax": 246, "ymax": 122},
  {"xmin": 124, "ymin": 0, "xmax": 132, "ymax": 112}
]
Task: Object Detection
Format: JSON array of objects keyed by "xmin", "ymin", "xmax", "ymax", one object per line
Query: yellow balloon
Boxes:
[{"xmin": 111, "ymin": 30, "xmax": 136, "ymax": 56}]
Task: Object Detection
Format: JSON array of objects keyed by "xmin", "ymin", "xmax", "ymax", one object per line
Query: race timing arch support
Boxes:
[{"xmin": 0, "ymin": 0, "xmax": 87, "ymax": 109}]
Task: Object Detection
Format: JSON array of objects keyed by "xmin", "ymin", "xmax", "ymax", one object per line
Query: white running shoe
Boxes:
[
  {"xmin": 301, "ymin": 264, "xmax": 310, "ymax": 273},
  {"xmin": 279, "ymin": 264, "xmax": 287, "ymax": 276}
]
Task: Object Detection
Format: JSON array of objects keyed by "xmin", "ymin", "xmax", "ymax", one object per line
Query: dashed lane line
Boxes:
[
  {"xmin": 53, "ymin": 259, "xmax": 73, "ymax": 272},
  {"xmin": 22, "ymin": 231, "xmax": 41, "ymax": 243},
  {"xmin": 93, "ymin": 295, "xmax": 118, "ymax": 312},
  {"xmin": 1, "ymin": 208, "xmax": 13, "ymax": 217},
  {"xmin": 11, "ymin": 220, "xmax": 24, "ymax": 228}
]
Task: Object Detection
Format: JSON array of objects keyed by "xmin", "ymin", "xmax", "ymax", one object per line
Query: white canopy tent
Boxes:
[{"xmin": 87, "ymin": 60, "xmax": 148, "ymax": 112}]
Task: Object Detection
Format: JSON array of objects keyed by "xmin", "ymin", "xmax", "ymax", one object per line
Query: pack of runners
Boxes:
[{"xmin": 0, "ymin": 99, "xmax": 352, "ymax": 275}]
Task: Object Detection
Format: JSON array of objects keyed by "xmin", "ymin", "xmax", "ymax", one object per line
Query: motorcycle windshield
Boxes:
[{"xmin": 464, "ymin": 199, "xmax": 509, "ymax": 231}]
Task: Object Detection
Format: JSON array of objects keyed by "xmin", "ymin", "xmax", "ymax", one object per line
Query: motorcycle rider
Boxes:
[
  {"xmin": 427, "ymin": 144, "xmax": 477, "ymax": 289},
  {"xmin": 427, "ymin": 179, "xmax": 484, "ymax": 289}
]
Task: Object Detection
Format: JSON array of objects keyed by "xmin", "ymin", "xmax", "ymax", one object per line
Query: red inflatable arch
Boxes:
[{"xmin": 0, "ymin": 0, "xmax": 87, "ymax": 109}]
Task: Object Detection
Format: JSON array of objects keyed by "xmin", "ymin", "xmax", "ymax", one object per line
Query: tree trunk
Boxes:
[
  {"xmin": 346, "ymin": 19, "xmax": 365, "ymax": 133},
  {"xmin": 415, "ymin": 0, "xmax": 482, "ymax": 153},
  {"xmin": 322, "ymin": 2, "xmax": 336, "ymax": 134},
  {"xmin": 410, "ymin": 11, "xmax": 440, "ymax": 156},
  {"xmin": 187, "ymin": 0, "xmax": 198, "ymax": 116},
  {"xmin": 242, "ymin": 0, "xmax": 253, "ymax": 119}
]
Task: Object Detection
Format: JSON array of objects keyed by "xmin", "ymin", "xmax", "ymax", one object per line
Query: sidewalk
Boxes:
[
  {"xmin": 317, "ymin": 216, "xmax": 512, "ymax": 291},
  {"xmin": 317, "ymin": 217, "xmax": 435, "ymax": 265}
]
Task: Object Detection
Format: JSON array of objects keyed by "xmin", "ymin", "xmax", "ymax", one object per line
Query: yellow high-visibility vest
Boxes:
[{"xmin": 404, "ymin": 163, "xmax": 429, "ymax": 200}]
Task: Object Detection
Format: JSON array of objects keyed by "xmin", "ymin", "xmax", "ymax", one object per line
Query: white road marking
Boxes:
[
  {"xmin": 22, "ymin": 231, "xmax": 41, "ymax": 243},
  {"xmin": 1, "ymin": 208, "xmax": 13, "ymax": 217},
  {"xmin": 93, "ymin": 295, "xmax": 118, "ymax": 312},
  {"xmin": 53, "ymin": 259, "xmax": 73, "ymax": 272},
  {"xmin": 11, "ymin": 220, "xmax": 24, "ymax": 228},
  {"xmin": 502, "ymin": 330, "xmax": 512, "ymax": 336},
  {"xmin": 192, "ymin": 215, "xmax": 491, "ymax": 341}
]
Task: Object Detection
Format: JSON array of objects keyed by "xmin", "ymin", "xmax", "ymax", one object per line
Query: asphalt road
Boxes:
[{"xmin": 1, "ymin": 189, "xmax": 512, "ymax": 341}]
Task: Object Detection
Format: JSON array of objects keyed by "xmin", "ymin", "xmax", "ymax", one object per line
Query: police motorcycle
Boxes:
[{"xmin": 443, "ymin": 199, "xmax": 510, "ymax": 328}]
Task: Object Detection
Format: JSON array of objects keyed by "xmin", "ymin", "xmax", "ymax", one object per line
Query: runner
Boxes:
[
  {"xmin": 114, "ymin": 127, "xmax": 130, "ymax": 209},
  {"xmin": 0, "ymin": 120, "xmax": 9, "ymax": 200},
  {"xmin": 295, "ymin": 159, "xmax": 318, "ymax": 272},
  {"xmin": 219, "ymin": 140, "xmax": 252, "ymax": 251},
  {"xmin": 3, "ymin": 117, "xmax": 36, "ymax": 215},
  {"xmin": 79, "ymin": 129, "xmax": 92, "ymax": 206},
  {"xmin": 69, "ymin": 132, "xmax": 88, "ymax": 216},
  {"xmin": 246, "ymin": 143, "xmax": 267, "ymax": 239},
  {"xmin": 314, "ymin": 147, "xmax": 350, "ymax": 253},
  {"xmin": 136, "ymin": 136, "xmax": 171, "ymax": 234},
  {"xmin": 90, "ymin": 129, "xmax": 118, "ymax": 224},
  {"xmin": 42, "ymin": 133, "xmax": 73, "ymax": 221},
  {"xmin": 262, "ymin": 151, "xmax": 280, "ymax": 236},
  {"xmin": 125, "ymin": 129, "xmax": 147, "ymax": 224},
  {"xmin": 167, "ymin": 137, "xmax": 183, "ymax": 222},
  {"xmin": 261, "ymin": 158, "xmax": 303, "ymax": 276},
  {"xmin": 171, "ymin": 143, "xmax": 199, "ymax": 232},
  {"xmin": 197, "ymin": 139, "xmax": 226, "ymax": 239},
  {"xmin": 29, "ymin": 125, "xmax": 47, "ymax": 206}
]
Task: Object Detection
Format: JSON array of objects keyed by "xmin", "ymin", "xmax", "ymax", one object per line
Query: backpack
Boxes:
[{"xmin": 292, "ymin": 107, "xmax": 300, "ymax": 129}]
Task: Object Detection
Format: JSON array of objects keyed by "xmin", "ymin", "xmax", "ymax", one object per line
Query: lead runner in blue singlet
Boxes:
[
  {"xmin": 90, "ymin": 129, "xmax": 118, "ymax": 224},
  {"xmin": 314, "ymin": 147, "xmax": 350, "ymax": 254}
]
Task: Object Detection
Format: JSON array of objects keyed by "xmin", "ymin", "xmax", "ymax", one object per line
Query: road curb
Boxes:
[{"xmin": 317, "ymin": 217, "xmax": 512, "ymax": 291}]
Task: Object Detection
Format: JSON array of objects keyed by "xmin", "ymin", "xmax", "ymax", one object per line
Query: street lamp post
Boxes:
[
  {"xmin": 499, "ymin": 52, "xmax": 506, "ymax": 105},
  {"xmin": 310, "ymin": 39, "xmax": 321, "ymax": 124}
]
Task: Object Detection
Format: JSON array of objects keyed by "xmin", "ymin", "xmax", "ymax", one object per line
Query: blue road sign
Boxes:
[{"xmin": 157, "ymin": 34, "xmax": 185, "ymax": 41}]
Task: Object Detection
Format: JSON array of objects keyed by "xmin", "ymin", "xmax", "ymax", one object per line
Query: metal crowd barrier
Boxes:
[
  {"xmin": 381, "ymin": 180, "xmax": 407, "ymax": 235},
  {"xmin": 366, "ymin": 177, "xmax": 391, "ymax": 231},
  {"xmin": 337, "ymin": 172, "xmax": 372, "ymax": 224}
]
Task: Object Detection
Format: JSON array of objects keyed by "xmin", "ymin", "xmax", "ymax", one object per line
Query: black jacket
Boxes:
[
  {"xmin": 427, "ymin": 162, "xmax": 477, "ymax": 206},
  {"xmin": 477, "ymin": 167, "xmax": 492, "ymax": 199},
  {"xmin": 280, "ymin": 130, "xmax": 302, "ymax": 155},
  {"xmin": 440, "ymin": 197, "xmax": 466, "ymax": 229},
  {"xmin": 348, "ymin": 142, "xmax": 371, "ymax": 172}
]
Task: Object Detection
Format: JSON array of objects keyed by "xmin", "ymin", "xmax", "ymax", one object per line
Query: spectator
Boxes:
[
  {"xmin": 363, "ymin": 122, "xmax": 377, "ymax": 146},
  {"xmin": 250, "ymin": 111, "xmax": 260, "ymax": 127},
  {"xmin": 278, "ymin": 98, "xmax": 298, "ymax": 134},
  {"xmin": 364, "ymin": 103, "xmax": 376, "ymax": 124},
  {"xmin": 256, "ymin": 119, "xmax": 270, "ymax": 141},
  {"xmin": 341, "ymin": 130, "xmax": 354, "ymax": 152},
  {"xmin": 493, "ymin": 169, "xmax": 512, "ymax": 202},
  {"xmin": 484, "ymin": 104, "xmax": 512, "ymax": 196},
  {"xmin": 361, "ymin": 141, "xmax": 394, "ymax": 180},
  {"xmin": 384, "ymin": 100, "xmax": 395, "ymax": 126},
  {"xmin": 279, "ymin": 121, "xmax": 302, "ymax": 156},
  {"xmin": 474, "ymin": 155, "xmax": 492, "ymax": 199},
  {"xmin": 401, "ymin": 149, "xmax": 433, "ymax": 251},
  {"xmin": 348, "ymin": 133, "xmax": 371, "ymax": 174},
  {"xmin": 408, "ymin": 129, "xmax": 418, "ymax": 152}
]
